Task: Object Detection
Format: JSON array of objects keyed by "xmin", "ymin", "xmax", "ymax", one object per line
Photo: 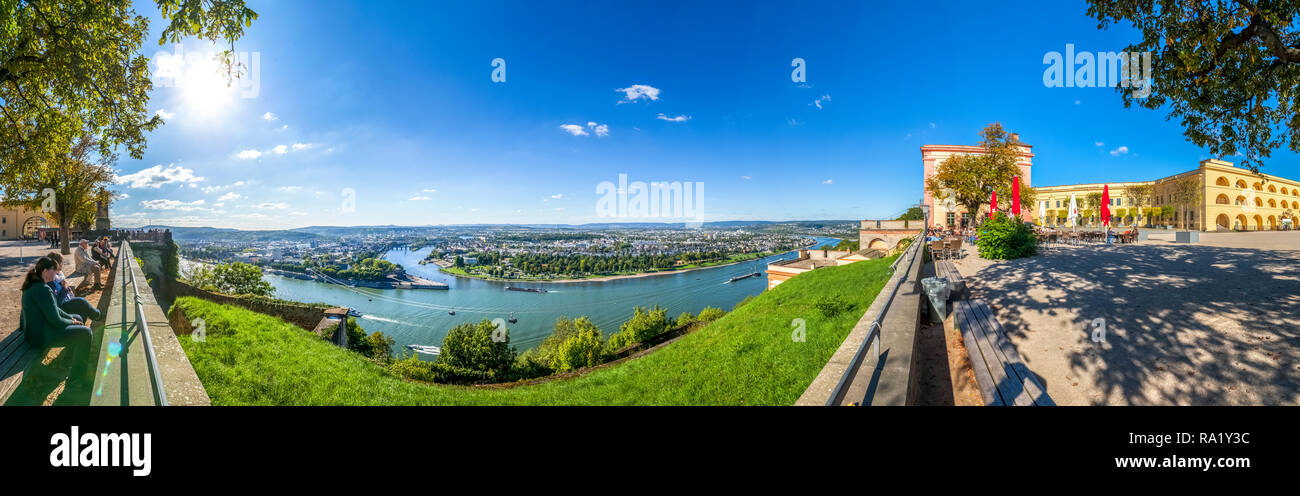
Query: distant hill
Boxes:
[{"xmin": 143, "ymin": 220, "xmax": 858, "ymax": 241}]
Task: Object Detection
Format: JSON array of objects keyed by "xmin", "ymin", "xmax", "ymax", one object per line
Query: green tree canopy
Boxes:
[
  {"xmin": 0, "ymin": 0, "xmax": 256, "ymax": 192},
  {"xmin": 925, "ymin": 122, "xmax": 1031, "ymax": 219},
  {"xmin": 1087, "ymin": 0, "xmax": 1300, "ymax": 172}
]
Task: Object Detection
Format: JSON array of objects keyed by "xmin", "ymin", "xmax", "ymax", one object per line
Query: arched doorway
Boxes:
[
  {"xmin": 1216, "ymin": 214, "xmax": 1230, "ymax": 231},
  {"xmin": 1253, "ymin": 214, "xmax": 1264, "ymax": 231},
  {"xmin": 1268, "ymin": 216, "xmax": 1277, "ymax": 230},
  {"xmin": 22, "ymin": 216, "xmax": 48, "ymax": 238},
  {"xmin": 1236, "ymin": 214, "xmax": 1248, "ymax": 230},
  {"xmin": 867, "ymin": 238, "xmax": 889, "ymax": 250}
]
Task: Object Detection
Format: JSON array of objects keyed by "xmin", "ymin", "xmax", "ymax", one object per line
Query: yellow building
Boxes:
[
  {"xmin": 1035, "ymin": 159, "xmax": 1300, "ymax": 231},
  {"xmin": 0, "ymin": 203, "xmax": 50, "ymax": 240}
]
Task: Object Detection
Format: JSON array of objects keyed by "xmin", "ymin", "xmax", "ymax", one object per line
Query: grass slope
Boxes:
[{"xmin": 175, "ymin": 254, "xmax": 897, "ymax": 405}]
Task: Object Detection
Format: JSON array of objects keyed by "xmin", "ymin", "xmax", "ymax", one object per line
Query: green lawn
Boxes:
[{"xmin": 174, "ymin": 254, "xmax": 897, "ymax": 405}]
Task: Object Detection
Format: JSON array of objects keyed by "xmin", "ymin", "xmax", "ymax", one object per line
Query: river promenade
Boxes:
[{"xmin": 949, "ymin": 231, "xmax": 1300, "ymax": 405}]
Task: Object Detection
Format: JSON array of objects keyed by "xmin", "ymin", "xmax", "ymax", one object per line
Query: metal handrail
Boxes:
[
  {"xmin": 825, "ymin": 212, "xmax": 927, "ymax": 406},
  {"xmin": 121, "ymin": 241, "xmax": 169, "ymax": 406}
]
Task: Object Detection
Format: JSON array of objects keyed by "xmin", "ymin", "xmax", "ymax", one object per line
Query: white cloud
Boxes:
[
  {"xmin": 291, "ymin": 143, "xmax": 312, "ymax": 151},
  {"xmin": 811, "ymin": 94, "xmax": 832, "ymax": 110},
  {"xmin": 1109, "ymin": 146, "xmax": 1129, "ymax": 157},
  {"xmin": 116, "ymin": 192, "xmax": 130, "ymax": 200},
  {"xmin": 929, "ymin": 121, "xmax": 935, "ymax": 128},
  {"xmin": 1075, "ymin": 100, "xmax": 1082, "ymax": 105},
  {"xmin": 255, "ymin": 202, "xmax": 289, "ymax": 210},
  {"xmin": 741, "ymin": 175, "xmax": 751, "ymax": 180},
  {"xmin": 588, "ymin": 122, "xmax": 609, "ymax": 137},
  {"xmin": 615, "ymin": 84, "xmax": 661, "ymax": 103},
  {"xmin": 656, "ymin": 113, "xmax": 691, "ymax": 122},
  {"xmin": 550, "ymin": 193, "xmax": 564, "ymax": 199},
  {"xmin": 202, "ymin": 181, "xmax": 248, "ymax": 194},
  {"xmin": 141, "ymin": 199, "xmax": 206, "ymax": 211},
  {"xmin": 560, "ymin": 124, "xmax": 589, "ymax": 136},
  {"xmin": 263, "ymin": 112, "xmax": 278, "ymax": 122},
  {"xmin": 116, "ymin": 164, "xmax": 205, "ymax": 189},
  {"xmin": 155, "ymin": 109, "xmax": 174, "ymax": 120},
  {"xmin": 409, "ymin": 196, "xmax": 432, "ymax": 201},
  {"xmin": 272, "ymin": 145, "xmax": 288, "ymax": 155},
  {"xmin": 822, "ymin": 179, "xmax": 833, "ymax": 185},
  {"xmin": 237, "ymin": 149, "xmax": 262, "ymax": 160},
  {"xmin": 1095, "ymin": 141, "xmax": 1104, "ymax": 147},
  {"xmin": 422, "ymin": 188, "xmax": 438, "ymax": 193},
  {"xmin": 218, "ymin": 192, "xmax": 241, "ymax": 202},
  {"xmin": 278, "ymin": 186, "xmax": 302, "ymax": 192}
]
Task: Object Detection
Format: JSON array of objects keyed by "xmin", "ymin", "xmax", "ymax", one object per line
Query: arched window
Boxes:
[
  {"xmin": 1237, "ymin": 179, "xmax": 1248, "ymax": 188},
  {"xmin": 1269, "ymin": 199, "xmax": 1277, "ymax": 208},
  {"xmin": 1269, "ymin": 185, "xmax": 1277, "ymax": 193},
  {"xmin": 1217, "ymin": 176, "xmax": 1230, "ymax": 186},
  {"xmin": 1216, "ymin": 194, "xmax": 1230, "ymax": 205}
]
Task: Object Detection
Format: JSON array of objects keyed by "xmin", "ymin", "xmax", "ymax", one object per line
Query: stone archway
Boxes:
[
  {"xmin": 22, "ymin": 216, "xmax": 48, "ymax": 238},
  {"xmin": 867, "ymin": 238, "xmax": 890, "ymax": 250},
  {"xmin": 1236, "ymin": 214, "xmax": 1248, "ymax": 230},
  {"xmin": 1268, "ymin": 215, "xmax": 1277, "ymax": 230},
  {"xmin": 1216, "ymin": 214, "xmax": 1230, "ymax": 231},
  {"xmin": 1253, "ymin": 214, "xmax": 1264, "ymax": 231}
]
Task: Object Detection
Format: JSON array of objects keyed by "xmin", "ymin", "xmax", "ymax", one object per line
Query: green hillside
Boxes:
[{"xmin": 173, "ymin": 254, "xmax": 898, "ymax": 405}]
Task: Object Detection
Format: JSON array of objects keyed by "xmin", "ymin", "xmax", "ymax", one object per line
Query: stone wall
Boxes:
[{"xmin": 166, "ymin": 278, "xmax": 330, "ymax": 331}]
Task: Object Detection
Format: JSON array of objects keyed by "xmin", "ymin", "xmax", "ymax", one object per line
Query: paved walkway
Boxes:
[{"xmin": 949, "ymin": 232, "xmax": 1300, "ymax": 405}]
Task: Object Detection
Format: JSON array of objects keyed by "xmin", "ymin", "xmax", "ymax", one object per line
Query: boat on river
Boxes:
[
  {"xmin": 505, "ymin": 286, "xmax": 548, "ymax": 293},
  {"xmin": 406, "ymin": 344, "xmax": 441, "ymax": 355}
]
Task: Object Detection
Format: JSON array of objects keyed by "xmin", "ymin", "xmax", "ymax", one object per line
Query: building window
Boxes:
[{"xmin": 946, "ymin": 212, "xmax": 955, "ymax": 228}]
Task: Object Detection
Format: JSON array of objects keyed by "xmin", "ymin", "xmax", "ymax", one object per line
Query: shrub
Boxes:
[
  {"xmin": 607, "ymin": 305, "xmax": 669, "ymax": 350},
  {"xmin": 674, "ymin": 312, "xmax": 697, "ymax": 328},
  {"xmin": 345, "ymin": 317, "xmax": 395, "ymax": 363},
  {"xmin": 185, "ymin": 261, "xmax": 275, "ymax": 297},
  {"xmin": 697, "ymin": 306, "xmax": 726, "ymax": 323},
  {"xmin": 388, "ymin": 353, "xmax": 494, "ymax": 384},
  {"xmin": 813, "ymin": 295, "xmax": 854, "ymax": 317},
  {"xmin": 529, "ymin": 316, "xmax": 599, "ymax": 369},
  {"xmin": 439, "ymin": 319, "xmax": 517, "ymax": 379},
  {"xmin": 551, "ymin": 326, "xmax": 606, "ymax": 373},
  {"xmin": 976, "ymin": 212, "xmax": 1037, "ymax": 259}
]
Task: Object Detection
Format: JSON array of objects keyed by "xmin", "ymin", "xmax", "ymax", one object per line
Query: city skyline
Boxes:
[{"xmin": 109, "ymin": 0, "xmax": 1300, "ymax": 230}]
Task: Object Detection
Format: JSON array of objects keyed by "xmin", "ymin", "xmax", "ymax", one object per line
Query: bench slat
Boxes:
[
  {"xmin": 954, "ymin": 299, "xmax": 1005, "ymax": 406},
  {"xmin": 960, "ymin": 299, "xmax": 1032, "ymax": 406},
  {"xmin": 0, "ymin": 345, "xmax": 37, "ymax": 404},
  {"xmin": 970, "ymin": 302, "xmax": 1055, "ymax": 406}
]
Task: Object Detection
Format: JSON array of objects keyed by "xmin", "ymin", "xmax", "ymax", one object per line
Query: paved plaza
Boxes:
[{"xmin": 951, "ymin": 231, "xmax": 1300, "ymax": 405}]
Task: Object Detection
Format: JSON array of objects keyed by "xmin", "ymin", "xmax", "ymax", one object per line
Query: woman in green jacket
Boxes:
[{"xmin": 20, "ymin": 257, "xmax": 93, "ymax": 383}]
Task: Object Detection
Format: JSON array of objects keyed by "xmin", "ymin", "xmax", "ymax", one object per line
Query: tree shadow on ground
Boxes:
[{"xmin": 966, "ymin": 243, "xmax": 1300, "ymax": 405}]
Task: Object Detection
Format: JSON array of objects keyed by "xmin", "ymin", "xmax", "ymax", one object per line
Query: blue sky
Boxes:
[{"xmin": 110, "ymin": 0, "xmax": 1300, "ymax": 229}]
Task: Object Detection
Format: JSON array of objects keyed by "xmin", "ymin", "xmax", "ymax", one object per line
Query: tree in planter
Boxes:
[
  {"xmin": 1085, "ymin": 192, "xmax": 1103, "ymax": 227},
  {"xmin": 1171, "ymin": 176, "xmax": 1203, "ymax": 230},
  {"xmin": 1127, "ymin": 184, "xmax": 1153, "ymax": 226}
]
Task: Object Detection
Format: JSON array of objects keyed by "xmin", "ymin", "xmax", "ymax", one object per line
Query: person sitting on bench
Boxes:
[
  {"xmin": 20, "ymin": 257, "xmax": 94, "ymax": 383},
  {"xmin": 74, "ymin": 239, "xmax": 103, "ymax": 290},
  {"xmin": 44, "ymin": 253, "xmax": 102, "ymax": 323},
  {"xmin": 91, "ymin": 237, "xmax": 113, "ymax": 266}
]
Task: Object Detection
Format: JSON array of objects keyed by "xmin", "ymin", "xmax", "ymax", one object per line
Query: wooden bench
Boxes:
[
  {"xmin": 0, "ymin": 329, "xmax": 38, "ymax": 404},
  {"xmin": 934, "ymin": 260, "xmax": 966, "ymax": 299},
  {"xmin": 953, "ymin": 298, "xmax": 1054, "ymax": 406}
]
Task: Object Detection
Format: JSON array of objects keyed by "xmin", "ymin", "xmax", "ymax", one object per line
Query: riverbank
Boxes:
[{"xmin": 437, "ymin": 248, "xmax": 805, "ymax": 284}]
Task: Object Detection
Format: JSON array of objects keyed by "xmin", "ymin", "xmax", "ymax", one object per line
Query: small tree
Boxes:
[
  {"xmin": 925, "ymin": 123, "xmax": 1026, "ymax": 220},
  {"xmin": 439, "ymin": 319, "xmax": 517, "ymax": 378},
  {"xmin": 1127, "ymin": 184, "xmax": 1152, "ymax": 226}
]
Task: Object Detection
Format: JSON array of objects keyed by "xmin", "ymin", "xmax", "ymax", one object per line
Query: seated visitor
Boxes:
[
  {"xmin": 20, "ymin": 257, "xmax": 94, "ymax": 383},
  {"xmin": 44, "ymin": 253, "xmax": 102, "ymax": 323},
  {"xmin": 74, "ymin": 239, "xmax": 103, "ymax": 290}
]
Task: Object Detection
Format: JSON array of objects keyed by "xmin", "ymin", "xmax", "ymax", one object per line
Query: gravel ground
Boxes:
[{"xmin": 949, "ymin": 233, "xmax": 1300, "ymax": 405}]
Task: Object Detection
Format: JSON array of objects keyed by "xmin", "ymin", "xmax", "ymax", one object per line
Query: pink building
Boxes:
[{"xmin": 921, "ymin": 134, "xmax": 1034, "ymax": 229}]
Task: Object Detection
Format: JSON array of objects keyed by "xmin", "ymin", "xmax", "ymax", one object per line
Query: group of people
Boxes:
[
  {"xmin": 927, "ymin": 227, "xmax": 978, "ymax": 243},
  {"xmin": 17, "ymin": 238, "xmax": 114, "ymax": 383}
]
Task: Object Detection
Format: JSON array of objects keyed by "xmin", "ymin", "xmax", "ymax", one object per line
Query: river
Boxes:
[{"xmin": 259, "ymin": 237, "xmax": 840, "ymax": 353}]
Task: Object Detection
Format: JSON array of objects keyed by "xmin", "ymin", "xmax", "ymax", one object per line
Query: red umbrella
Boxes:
[
  {"xmin": 1011, "ymin": 176, "xmax": 1021, "ymax": 217},
  {"xmin": 989, "ymin": 190, "xmax": 997, "ymax": 219},
  {"xmin": 1101, "ymin": 184, "xmax": 1111, "ymax": 228}
]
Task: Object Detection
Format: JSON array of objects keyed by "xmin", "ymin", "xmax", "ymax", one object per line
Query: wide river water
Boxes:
[{"xmin": 256, "ymin": 237, "xmax": 839, "ymax": 353}]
